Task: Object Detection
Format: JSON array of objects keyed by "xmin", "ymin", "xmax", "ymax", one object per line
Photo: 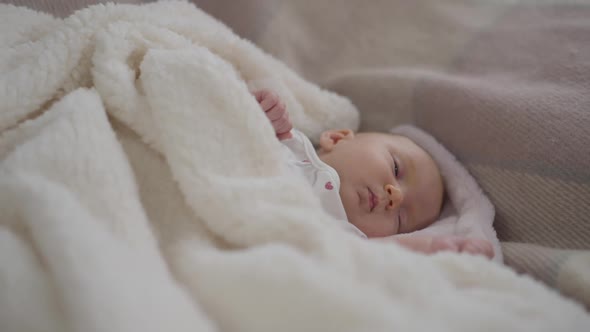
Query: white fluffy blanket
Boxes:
[{"xmin": 0, "ymin": 1, "xmax": 588, "ymax": 331}]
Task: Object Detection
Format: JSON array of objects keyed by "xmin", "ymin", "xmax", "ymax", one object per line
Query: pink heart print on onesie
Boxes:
[{"xmin": 325, "ymin": 182, "xmax": 334, "ymax": 190}]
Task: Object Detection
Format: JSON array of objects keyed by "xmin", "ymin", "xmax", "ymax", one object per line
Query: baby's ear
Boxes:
[{"xmin": 319, "ymin": 129, "xmax": 354, "ymax": 152}]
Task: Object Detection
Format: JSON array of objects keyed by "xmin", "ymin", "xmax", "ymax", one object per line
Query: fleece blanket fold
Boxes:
[{"xmin": 0, "ymin": 1, "xmax": 588, "ymax": 331}]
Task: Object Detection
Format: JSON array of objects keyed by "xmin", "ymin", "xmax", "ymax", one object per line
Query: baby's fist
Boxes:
[{"xmin": 252, "ymin": 89, "xmax": 293, "ymax": 140}]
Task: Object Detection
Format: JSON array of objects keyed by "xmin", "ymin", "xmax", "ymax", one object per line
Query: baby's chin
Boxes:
[
  {"xmin": 348, "ymin": 213, "xmax": 400, "ymax": 238},
  {"xmin": 346, "ymin": 216, "xmax": 375, "ymax": 238},
  {"xmin": 340, "ymin": 188, "xmax": 390, "ymax": 237},
  {"xmin": 341, "ymin": 209, "xmax": 365, "ymax": 234}
]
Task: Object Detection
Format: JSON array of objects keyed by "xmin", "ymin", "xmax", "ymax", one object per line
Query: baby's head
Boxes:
[{"xmin": 317, "ymin": 129, "xmax": 444, "ymax": 238}]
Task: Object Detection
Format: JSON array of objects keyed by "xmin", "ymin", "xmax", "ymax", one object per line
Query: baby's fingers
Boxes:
[
  {"xmin": 273, "ymin": 114, "xmax": 293, "ymax": 134},
  {"xmin": 429, "ymin": 236, "xmax": 461, "ymax": 253},
  {"xmin": 266, "ymin": 101, "xmax": 286, "ymax": 121},
  {"xmin": 252, "ymin": 89, "xmax": 292, "ymax": 140},
  {"xmin": 272, "ymin": 113, "xmax": 293, "ymax": 140},
  {"xmin": 258, "ymin": 91, "xmax": 280, "ymax": 112},
  {"xmin": 462, "ymin": 239, "xmax": 494, "ymax": 259},
  {"xmin": 252, "ymin": 90, "xmax": 265, "ymax": 102}
]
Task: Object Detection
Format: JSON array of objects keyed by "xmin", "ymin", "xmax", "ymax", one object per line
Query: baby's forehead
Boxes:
[{"xmin": 361, "ymin": 132, "xmax": 439, "ymax": 172}]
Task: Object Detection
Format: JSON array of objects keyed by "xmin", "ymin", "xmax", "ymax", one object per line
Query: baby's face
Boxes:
[{"xmin": 318, "ymin": 130, "xmax": 443, "ymax": 237}]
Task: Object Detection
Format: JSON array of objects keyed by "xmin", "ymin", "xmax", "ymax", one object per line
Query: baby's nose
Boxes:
[{"xmin": 384, "ymin": 184, "xmax": 403, "ymax": 210}]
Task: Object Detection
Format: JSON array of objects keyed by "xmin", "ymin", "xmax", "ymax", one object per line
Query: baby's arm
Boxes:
[
  {"xmin": 252, "ymin": 89, "xmax": 293, "ymax": 140},
  {"xmin": 387, "ymin": 235, "xmax": 494, "ymax": 259}
]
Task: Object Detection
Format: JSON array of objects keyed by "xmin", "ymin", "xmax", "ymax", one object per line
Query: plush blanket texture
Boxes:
[{"xmin": 1, "ymin": 1, "xmax": 589, "ymax": 331}]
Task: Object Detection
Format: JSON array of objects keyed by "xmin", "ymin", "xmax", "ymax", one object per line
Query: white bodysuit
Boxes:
[{"xmin": 281, "ymin": 129, "xmax": 367, "ymax": 238}]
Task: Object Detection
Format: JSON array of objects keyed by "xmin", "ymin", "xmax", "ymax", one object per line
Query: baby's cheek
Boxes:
[
  {"xmin": 360, "ymin": 216, "xmax": 398, "ymax": 238},
  {"xmin": 339, "ymin": 187, "xmax": 357, "ymax": 218}
]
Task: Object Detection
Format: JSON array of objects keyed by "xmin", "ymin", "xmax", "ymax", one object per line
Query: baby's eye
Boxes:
[{"xmin": 393, "ymin": 159, "xmax": 399, "ymax": 178}]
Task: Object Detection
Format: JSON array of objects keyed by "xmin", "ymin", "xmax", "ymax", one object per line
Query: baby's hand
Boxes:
[
  {"xmin": 387, "ymin": 235, "xmax": 494, "ymax": 259},
  {"xmin": 430, "ymin": 236, "xmax": 494, "ymax": 259},
  {"xmin": 252, "ymin": 89, "xmax": 293, "ymax": 140}
]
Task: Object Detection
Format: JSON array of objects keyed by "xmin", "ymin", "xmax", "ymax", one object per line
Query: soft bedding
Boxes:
[
  {"xmin": 1, "ymin": 1, "xmax": 589, "ymax": 331},
  {"xmin": 194, "ymin": 0, "xmax": 590, "ymax": 308}
]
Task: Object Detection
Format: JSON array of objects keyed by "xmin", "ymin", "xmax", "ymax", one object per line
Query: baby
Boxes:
[{"xmin": 253, "ymin": 89, "xmax": 494, "ymax": 258}]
